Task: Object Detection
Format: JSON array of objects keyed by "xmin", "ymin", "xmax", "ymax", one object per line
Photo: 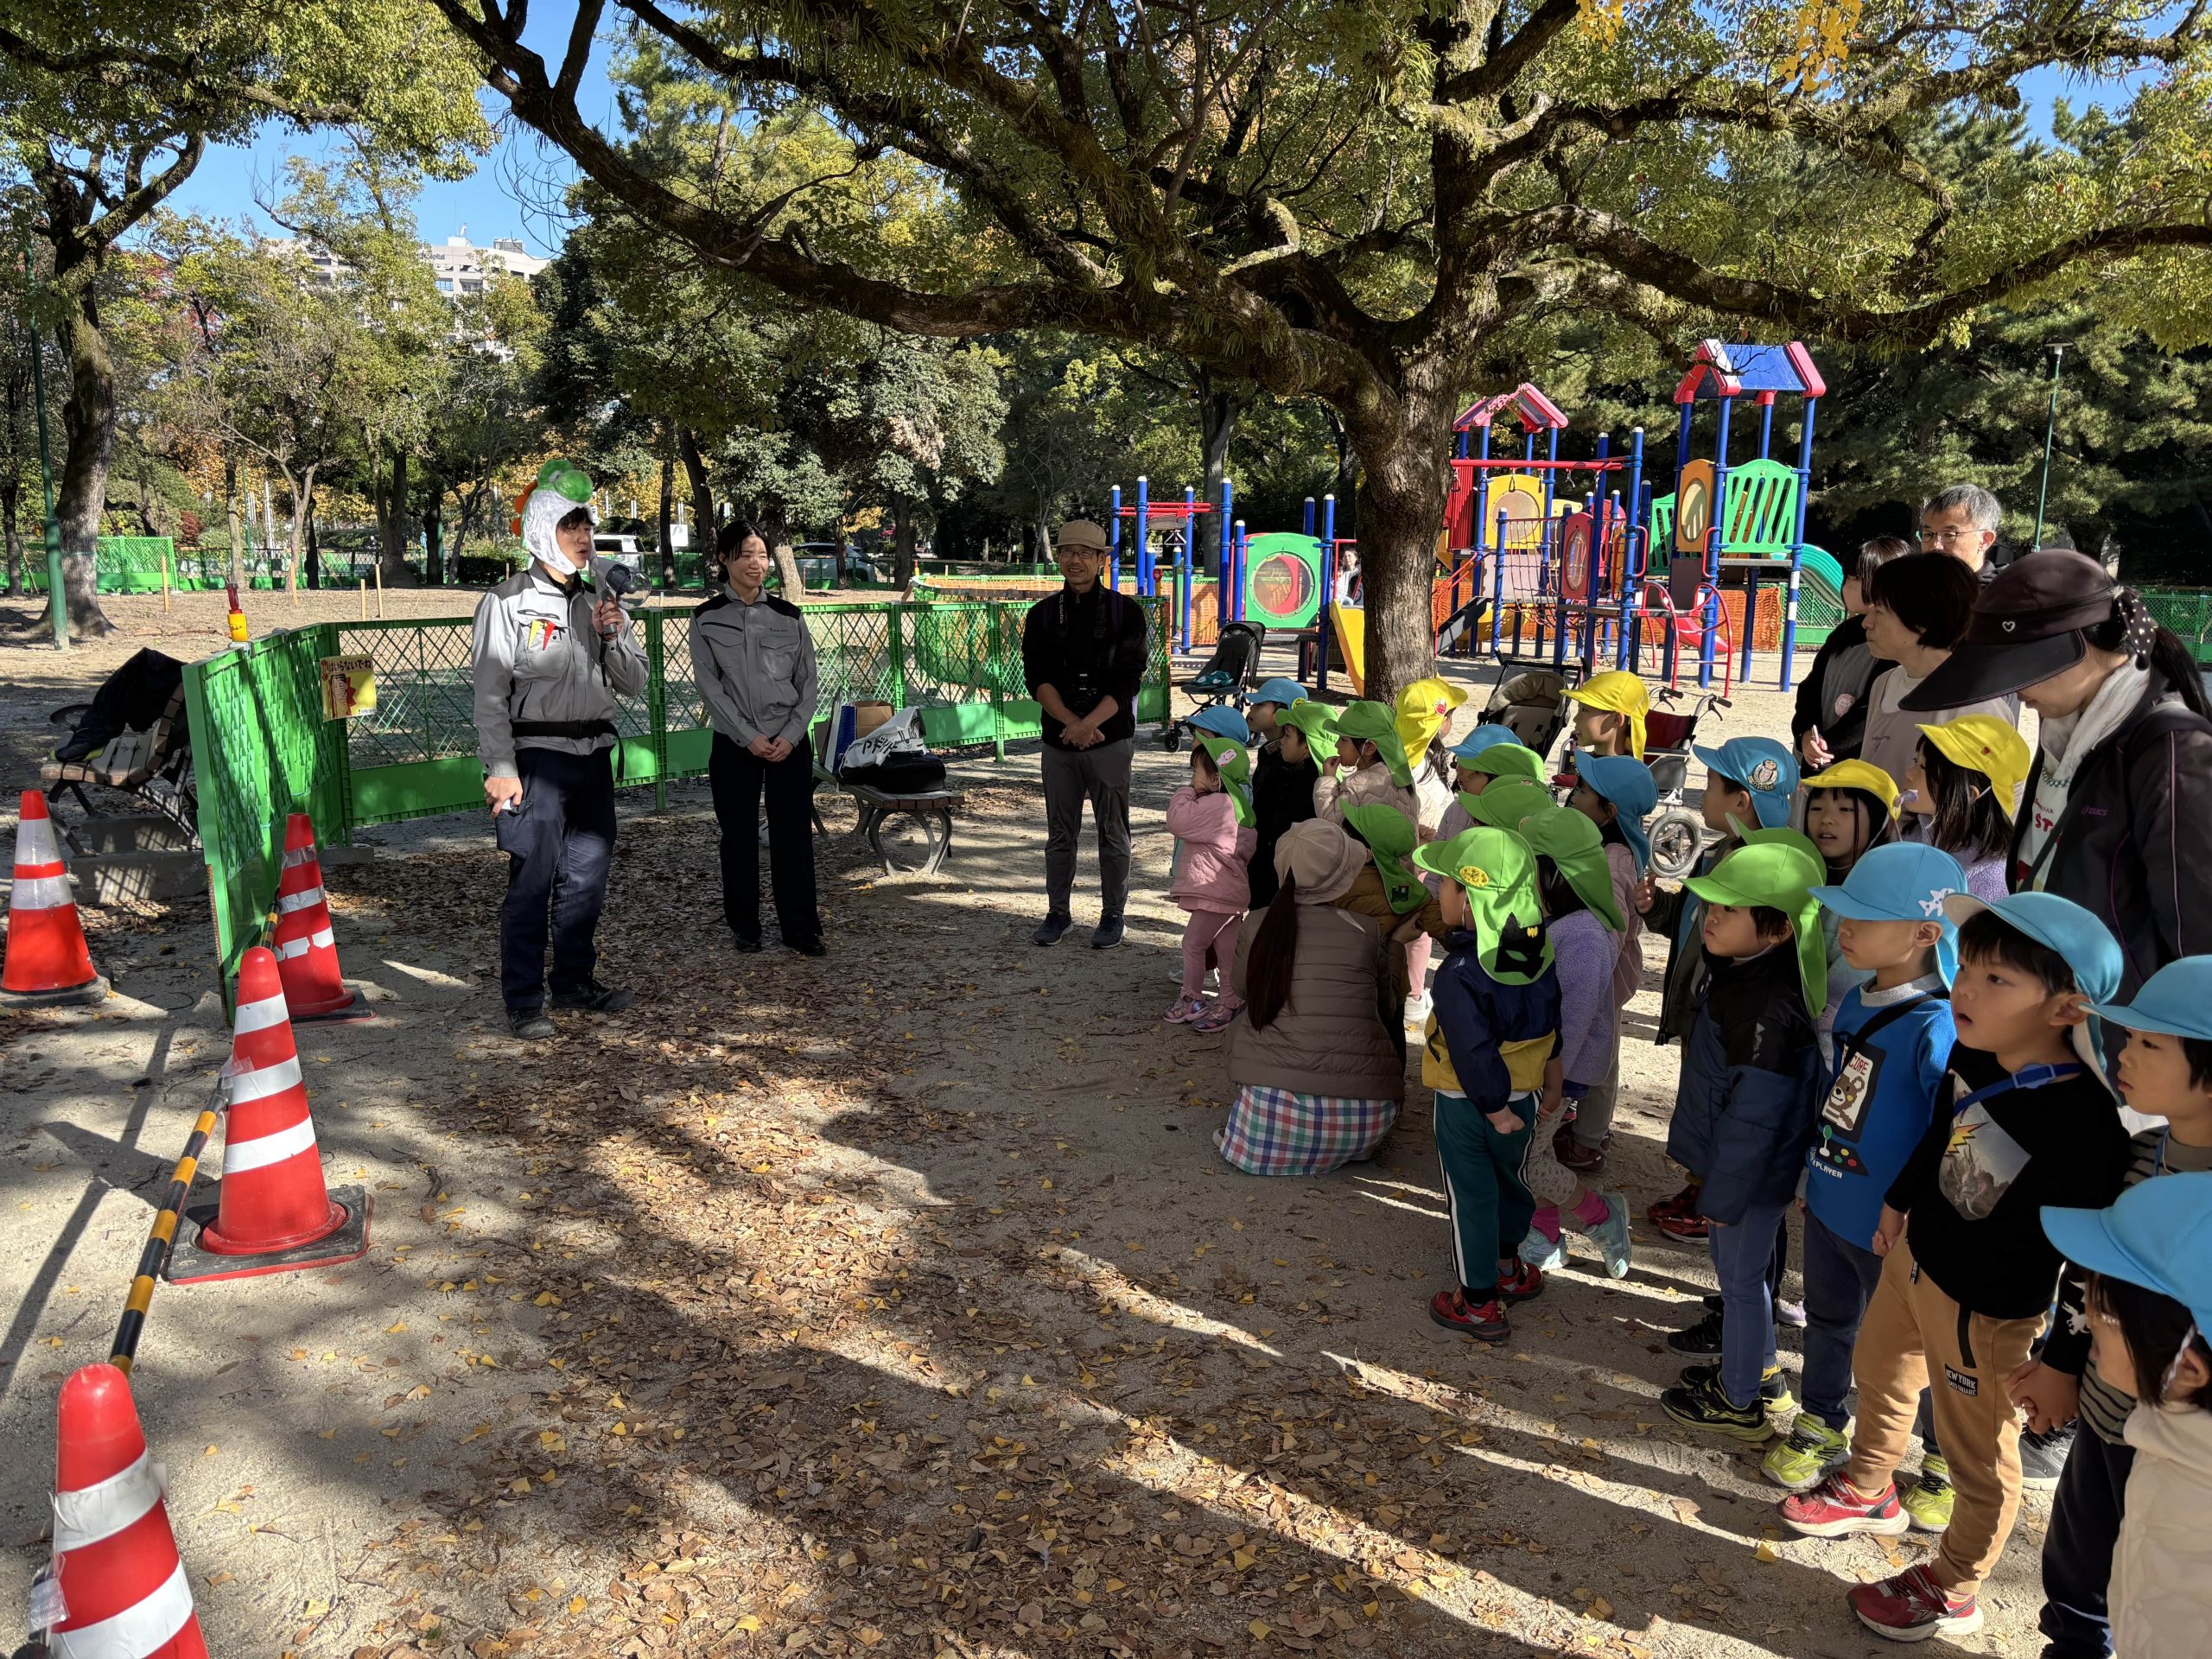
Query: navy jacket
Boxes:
[
  {"xmin": 1427, "ymin": 927, "xmax": 1561, "ymax": 1115},
  {"xmin": 1663, "ymin": 945, "xmax": 1821, "ymax": 1224}
]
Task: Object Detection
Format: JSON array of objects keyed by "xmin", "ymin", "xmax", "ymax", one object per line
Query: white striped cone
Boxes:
[
  {"xmin": 201, "ymin": 947, "xmax": 345, "ymax": 1255},
  {"xmin": 270, "ymin": 812, "xmax": 353, "ymax": 1016},
  {"xmin": 48, "ymin": 1363, "xmax": 207, "ymax": 1658},
  {"xmin": 3, "ymin": 790, "xmax": 100, "ymax": 997}
]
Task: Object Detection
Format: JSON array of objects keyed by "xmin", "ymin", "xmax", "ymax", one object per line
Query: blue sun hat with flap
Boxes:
[
  {"xmin": 1809, "ymin": 841, "xmax": 1967, "ymax": 983},
  {"xmin": 1571, "ymin": 753, "xmax": 1658, "ymax": 874}
]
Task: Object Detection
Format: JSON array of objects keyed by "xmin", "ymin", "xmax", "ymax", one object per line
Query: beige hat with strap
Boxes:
[{"xmin": 1055, "ymin": 519, "xmax": 1109, "ymax": 551}]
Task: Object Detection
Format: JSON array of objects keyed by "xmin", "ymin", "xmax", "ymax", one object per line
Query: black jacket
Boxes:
[
  {"xmin": 2012, "ymin": 670, "xmax": 2212, "ymax": 997},
  {"xmin": 1790, "ymin": 614, "xmax": 1879, "ymax": 762},
  {"xmin": 1020, "ymin": 585, "xmax": 1148, "ymax": 748},
  {"xmin": 1247, "ymin": 742, "xmax": 1319, "ymax": 908}
]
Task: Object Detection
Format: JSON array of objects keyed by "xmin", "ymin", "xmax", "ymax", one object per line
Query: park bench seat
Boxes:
[
  {"xmin": 41, "ymin": 688, "xmax": 197, "ymax": 839},
  {"xmin": 811, "ymin": 760, "xmax": 963, "ymax": 875}
]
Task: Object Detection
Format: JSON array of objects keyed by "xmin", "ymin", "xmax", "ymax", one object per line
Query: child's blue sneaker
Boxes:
[
  {"xmin": 1517, "ymin": 1227, "xmax": 1566, "ymax": 1270},
  {"xmin": 1591, "ymin": 1190, "xmax": 1632, "ymax": 1279}
]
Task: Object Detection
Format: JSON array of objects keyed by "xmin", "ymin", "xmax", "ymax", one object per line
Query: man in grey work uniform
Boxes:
[
  {"xmin": 472, "ymin": 460, "xmax": 646, "ymax": 1039},
  {"xmin": 1021, "ymin": 518, "xmax": 1148, "ymax": 949}
]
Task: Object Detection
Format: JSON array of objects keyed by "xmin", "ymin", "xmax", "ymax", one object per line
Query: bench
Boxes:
[
  {"xmin": 41, "ymin": 688, "xmax": 197, "ymax": 842},
  {"xmin": 809, "ymin": 759, "xmax": 962, "ymax": 874}
]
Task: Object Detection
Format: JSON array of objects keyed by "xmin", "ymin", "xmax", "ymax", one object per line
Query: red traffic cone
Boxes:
[
  {"xmin": 2, "ymin": 790, "xmax": 107, "ymax": 1007},
  {"xmin": 45, "ymin": 1363, "xmax": 208, "ymax": 1658},
  {"xmin": 166, "ymin": 946, "xmax": 370, "ymax": 1284},
  {"xmin": 269, "ymin": 813, "xmax": 367, "ymax": 1020}
]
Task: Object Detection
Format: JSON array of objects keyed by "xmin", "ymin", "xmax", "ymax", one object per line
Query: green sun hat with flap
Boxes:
[
  {"xmin": 1458, "ymin": 742, "xmax": 1546, "ymax": 786},
  {"xmin": 1342, "ymin": 803, "xmax": 1427, "ymax": 914},
  {"xmin": 1683, "ymin": 826, "xmax": 1827, "ymax": 1015},
  {"xmin": 1334, "ymin": 701, "xmax": 1412, "ymax": 788},
  {"xmin": 1517, "ymin": 804, "xmax": 1625, "ymax": 931},
  {"xmin": 1196, "ymin": 733, "xmax": 1255, "ymax": 827},
  {"xmin": 1465, "ymin": 777, "xmax": 1554, "ymax": 835},
  {"xmin": 1275, "ymin": 699, "xmax": 1340, "ymax": 752},
  {"xmin": 1411, "ymin": 826, "xmax": 1554, "ymax": 985}
]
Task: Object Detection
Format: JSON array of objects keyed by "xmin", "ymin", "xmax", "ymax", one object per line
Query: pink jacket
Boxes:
[{"xmin": 1167, "ymin": 785, "xmax": 1256, "ymax": 913}]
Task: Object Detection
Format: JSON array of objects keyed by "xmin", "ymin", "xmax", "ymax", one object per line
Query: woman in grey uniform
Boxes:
[{"xmin": 693, "ymin": 523, "xmax": 824, "ymax": 956}]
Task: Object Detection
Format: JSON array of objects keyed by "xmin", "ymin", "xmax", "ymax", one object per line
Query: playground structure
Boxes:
[{"xmin": 1104, "ymin": 478, "xmax": 1327, "ymax": 653}]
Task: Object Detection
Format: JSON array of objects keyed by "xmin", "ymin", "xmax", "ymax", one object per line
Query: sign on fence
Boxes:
[{"xmin": 319, "ymin": 654, "xmax": 378, "ymax": 720}]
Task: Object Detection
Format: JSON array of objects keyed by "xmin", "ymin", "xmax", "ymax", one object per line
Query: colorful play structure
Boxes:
[{"xmin": 1123, "ymin": 340, "xmax": 1848, "ymax": 696}]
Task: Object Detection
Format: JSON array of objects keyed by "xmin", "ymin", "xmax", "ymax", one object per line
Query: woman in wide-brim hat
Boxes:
[{"xmin": 1901, "ymin": 549, "xmax": 2212, "ymax": 994}]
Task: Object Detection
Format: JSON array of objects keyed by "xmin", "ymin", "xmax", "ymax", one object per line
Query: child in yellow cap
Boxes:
[
  {"xmin": 1565, "ymin": 670, "xmax": 1652, "ymax": 761},
  {"xmin": 1903, "ymin": 715, "xmax": 2029, "ymax": 904}
]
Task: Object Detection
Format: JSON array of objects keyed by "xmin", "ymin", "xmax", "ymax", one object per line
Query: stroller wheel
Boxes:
[
  {"xmin": 1649, "ymin": 808, "xmax": 1707, "ymax": 881},
  {"xmin": 1160, "ymin": 727, "xmax": 1184, "ymax": 753}
]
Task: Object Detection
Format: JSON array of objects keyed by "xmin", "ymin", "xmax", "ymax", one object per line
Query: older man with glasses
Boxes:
[{"xmin": 1916, "ymin": 484, "xmax": 2005, "ymax": 583}]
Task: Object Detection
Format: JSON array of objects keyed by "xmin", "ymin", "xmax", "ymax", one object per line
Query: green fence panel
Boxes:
[{"xmin": 2142, "ymin": 589, "xmax": 2212, "ymax": 664}]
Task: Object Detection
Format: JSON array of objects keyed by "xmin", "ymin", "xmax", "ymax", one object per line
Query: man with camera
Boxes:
[
  {"xmin": 1021, "ymin": 518, "xmax": 1149, "ymax": 949},
  {"xmin": 472, "ymin": 459, "xmax": 645, "ymax": 1039}
]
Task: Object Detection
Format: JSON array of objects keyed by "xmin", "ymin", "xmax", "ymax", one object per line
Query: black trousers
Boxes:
[
  {"xmin": 497, "ymin": 747, "xmax": 617, "ymax": 1012},
  {"xmin": 709, "ymin": 733, "xmax": 820, "ymax": 944},
  {"xmin": 2038, "ymin": 1422, "xmax": 2134, "ymax": 1657}
]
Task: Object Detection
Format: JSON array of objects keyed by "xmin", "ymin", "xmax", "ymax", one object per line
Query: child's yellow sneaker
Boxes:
[
  {"xmin": 1901, "ymin": 1455, "xmax": 1954, "ymax": 1533},
  {"xmin": 1762, "ymin": 1416, "xmax": 1849, "ymax": 1491}
]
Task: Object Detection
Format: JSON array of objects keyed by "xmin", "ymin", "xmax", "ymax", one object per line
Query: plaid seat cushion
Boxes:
[{"xmin": 1215, "ymin": 1085, "xmax": 1397, "ymax": 1176}]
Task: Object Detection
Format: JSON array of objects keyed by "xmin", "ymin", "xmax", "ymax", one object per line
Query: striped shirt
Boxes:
[{"xmin": 2078, "ymin": 1127, "xmax": 2212, "ymax": 1442}]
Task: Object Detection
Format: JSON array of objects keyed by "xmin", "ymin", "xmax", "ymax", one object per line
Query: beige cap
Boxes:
[{"xmin": 1055, "ymin": 519, "xmax": 1109, "ymax": 551}]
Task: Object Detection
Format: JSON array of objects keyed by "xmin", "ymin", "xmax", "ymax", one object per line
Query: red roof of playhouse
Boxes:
[
  {"xmin": 1453, "ymin": 384, "xmax": 1570, "ymax": 433},
  {"xmin": 1673, "ymin": 340, "xmax": 1827, "ymax": 405}
]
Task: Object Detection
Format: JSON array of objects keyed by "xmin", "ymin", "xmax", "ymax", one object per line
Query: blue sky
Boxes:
[{"xmin": 160, "ymin": 45, "xmax": 2146, "ymax": 257}]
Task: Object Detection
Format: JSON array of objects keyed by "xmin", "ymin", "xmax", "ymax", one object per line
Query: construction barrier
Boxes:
[{"xmin": 180, "ymin": 597, "xmax": 1172, "ymax": 999}]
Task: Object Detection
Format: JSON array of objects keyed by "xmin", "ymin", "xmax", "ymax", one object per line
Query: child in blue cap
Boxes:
[
  {"xmin": 1557, "ymin": 753, "xmax": 1658, "ymax": 1174},
  {"xmin": 2020, "ymin": 957, "xmax": 2212, "ymax": 1657},
  {"xmin": 1244, "ymin": 682, "xmax": 1313, "ymax": 909},
  {"xmin": 2038, "ymin": 1173, "xmax": 2212, "ymax": 1659},
  {"xmin": 1782, "ymin": 892, "xmax": 2134, "ymax": 1644},
  {"xmin": 1764, "ymin": 843, "xmax": 1963, "ymax": 1516},
  {"xmin": 1188, "ymin": 705, "xmax": 1252, "ymax": 745},
  {"xmin": 1643, "ymin": 735, "xmax": 1801, "ymax": 1238}
]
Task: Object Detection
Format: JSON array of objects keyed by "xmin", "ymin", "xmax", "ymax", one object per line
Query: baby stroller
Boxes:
[
  {"xmin": 1643, "ymin": 685, "xmax": 1729, "ymax": 878},
  {"xmin": 1165, "ymin": 620, "xmax": 1268, "ymax": 751},
  {"xmin": 1474, "ymin": 667, "xmax": 1573, "ymax": 762}
]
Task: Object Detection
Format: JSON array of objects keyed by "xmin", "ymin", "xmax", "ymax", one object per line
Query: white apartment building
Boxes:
[{"xmin": 279, "ymin": 232, "xmax": 549, "ymax": 296}]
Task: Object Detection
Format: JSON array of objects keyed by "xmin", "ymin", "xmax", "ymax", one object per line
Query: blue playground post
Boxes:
[
  {"xmin": 1456, "ymin": 429, "xmax": 1470, "ymax": 461},
  {"xmin": 1132, "ymin": 475, "xmax": 1149, "ymax": 601},
  {"xmin": 1475, "ymin": 423, "xmax": 1493, "ymax": 565},
  {"xmin": 1541, "ymin": 427, "xmax": 1560, "ymax": 526},
  {"xmin": 1758, "ymin": 395, "xmax": 1776, "ymax": 461},
  {"xmin": 1302, "ymin": 496, "xmax": 1315, "ymax": 537},
  {"xmin": 1490, "ymin": 506, "xmax": 1510, "ymax": 654},
  {"xmin": 1781, "ymin": 397, "xmax": 1819, "ymax": 689},
  {"xmin": 1108, "ymin": 484, "xmax": 1122, "ymax": 588},
  {"xmin": 1701, "ymin": 396, "xmax": 1734, "ymax": 689},
  {"xmin": 1317, "ymin": 493, "xmax": 1338, "ymax": 691},
  {"xmin": 1582, "ymin": 433, "xmax": 1611, "ymax": 666},
  {"xmin": 1621, "ymin": 428, "xmax": 1645, "ymax": 668},
  {"xmin": 1217, "ymin": 480, "xmax": 1234, "ymax": 633}
]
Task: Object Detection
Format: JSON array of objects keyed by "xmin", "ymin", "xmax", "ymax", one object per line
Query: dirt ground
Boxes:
[{"xmin": 0, "ymin": 593, "xmax": 2053, "ymax": 1659}]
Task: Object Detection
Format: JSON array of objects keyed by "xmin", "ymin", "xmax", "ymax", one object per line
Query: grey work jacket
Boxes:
[
  {"xmin": 690, "ymin": 586, "xmax": 818, "ymax": 749},
  {"xmin": 471, "ymin": 559, "xmax": 648, "ymax": 779}
]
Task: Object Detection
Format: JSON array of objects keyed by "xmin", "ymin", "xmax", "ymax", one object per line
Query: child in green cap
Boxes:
[
  {"xmin": 1408, "ymin": 826, "xmax": 1564, "ymax": 1344},
  {"xmin": 1658, "ymin": 830, "xmax": 1827, "ymax": 1444},
  {"xmin": 1165, "ymin": 737, "xmax": 1258, "ymax": 1031},
  {"xmin": 1317, "ymin": 700, "xmax": 1418, "ymax": 829}
]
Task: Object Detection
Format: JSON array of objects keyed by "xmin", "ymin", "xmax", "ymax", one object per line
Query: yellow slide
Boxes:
[{"xmin": 1330, "ymin": 605, "xmax": 1367, "ymax": 696}]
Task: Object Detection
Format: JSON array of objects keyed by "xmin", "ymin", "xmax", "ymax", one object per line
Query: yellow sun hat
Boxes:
[
  {"xmin": 1563, "ymin": 671, "xmax": 1650, "ymax": 760},
  {"xmin": 1916, "ymin": 714, "xmax": 2031, "ymax": 808},
  {"xmin": 1803, "ymin": 758, "xmax": 1902, "ymax": 820},
  {"xmin": 1394, "ymin": 677, "xmax": 1471, "ymax": 772}
]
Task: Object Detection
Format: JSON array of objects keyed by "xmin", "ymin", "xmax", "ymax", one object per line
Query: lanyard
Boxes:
[{"xmin": 1951, "ymin": 1062, "xmax": 2080, "ymax": 1116}]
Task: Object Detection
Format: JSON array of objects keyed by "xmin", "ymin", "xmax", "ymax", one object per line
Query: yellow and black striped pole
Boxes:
[{"xmin": 111, "ymin": 1090, "xmax": 222, "ymax": 1376}]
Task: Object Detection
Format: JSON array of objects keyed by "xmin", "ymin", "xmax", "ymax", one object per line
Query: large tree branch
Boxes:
[{"xmin": 0, "ymin": 24, "xmax": 359, "ymax": 125}]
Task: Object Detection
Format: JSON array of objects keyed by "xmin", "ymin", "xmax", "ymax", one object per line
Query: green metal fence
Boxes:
[
  {"xmin": 19, "ymin": 537, "xmax": 181, "ymax": 594},
  {"xmin": 2141, "ymin": 588, "xmax": 2212, "ymax": 664},
  {"xmin": 181, "ymin": 596, "xmax": 1172, "ymax": 997}
]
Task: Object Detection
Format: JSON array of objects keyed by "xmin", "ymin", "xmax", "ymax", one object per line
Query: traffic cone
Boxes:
[
  {"xmin": 166, "ymin": 946, "xmax": 370, "ymax": 1285},
  {"xmin": 269, "ymin": 812, "xmax": 368, "ymax": 1020},
  {"xmin": 1, "ymin": 790, "xmax": 107, "ymax": 1008},
  {"xmin": 43, "ymin": 1363, "xmax": 207, "ymax": 1658}
]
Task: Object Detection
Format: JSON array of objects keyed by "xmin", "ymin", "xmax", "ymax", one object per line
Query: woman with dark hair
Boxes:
[
  {"xmin": 693, "ymin": 519, "xmax": 825, "ymax": 956},
  {"xmin": 1793, "ymin": 536, "xmax": 1913, "ymax": 769},
  {"xmin": 1902, "ymin": 549, "xmax": 2212, "ymax": 996},
  {"xmin": 1215, "ymin": 820, "xmax": 1402, "ymax": 1175},
  {"xmin": 1857, "ymin": 550, "xmax": 2016, "ymax": 795}
]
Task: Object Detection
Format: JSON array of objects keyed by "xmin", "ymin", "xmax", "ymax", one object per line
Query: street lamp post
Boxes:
[{"xmin": 2031, "ymin": 343, "xmax": 2067, "ymax": 554}]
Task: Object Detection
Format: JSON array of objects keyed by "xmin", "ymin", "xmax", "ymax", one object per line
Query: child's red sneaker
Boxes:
[
  {"xmin": 1495, "ymin": 1262, "xmax": 1544, "ymax": 1303},
  {"xmin": 1847, "ymin": 1565, "xmax": 1983, "ymax": 1642},
  {"xmin": 1777, "ymin": 1472, "xmax": 1911, "ymax": 1539},
  {"xmin": 1428, "ymin": 1289, "xmax": 1509, "ymax": 1343},
  {"xmin": 1647, "ymin": 1182, "xmax": 1701, "ymax": 1225}
]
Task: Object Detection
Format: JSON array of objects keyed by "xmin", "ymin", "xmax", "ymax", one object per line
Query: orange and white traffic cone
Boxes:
[
  {"xmin": 268, "ymin": 813, "xmax": 367, "ymax": 1020},
  {"xmin": 41, "ymin": 1363, "xmax": 208, "ymax": 1658},
  {"xmin": 166, "ymin": 946, "xmax": 370, "ymax": 1285},
  {"xmin": 2, "ymin": 789, "xmax": 108, "ymax": 1008}
]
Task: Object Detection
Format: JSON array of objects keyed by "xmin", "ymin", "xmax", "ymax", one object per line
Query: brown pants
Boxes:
[{"xmin": 1843, "ymin": 1236, "xmax": 2047, "ymax": 1596}]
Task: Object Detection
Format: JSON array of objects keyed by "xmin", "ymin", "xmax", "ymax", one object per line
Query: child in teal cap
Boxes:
[
  {"xmin": 2022, "ymin": 957, "xmax": 2212, "ymax": 1654},
  {"xmin": 1658, "ymin": 831, "xmax": 1827, "ymax": 1446},
  {"xmin": 1783, "ymin": 891, "xmax": 2133, "ymax": 1643},
  {"xmin": 2038, "ymin": 1173, "xmax": 2212, "ymax": 1659},
  {"xmin": 1559, "ymin": 752, "xmax": 1658, "ymax": 1176},
  {"xmin": 1643, "ymin": 736, "xmax": 1804, "ymax": 1238},
  {"xmin": 1764, "ymin": 842, "xmax": 1963, "ymax": 1508}
]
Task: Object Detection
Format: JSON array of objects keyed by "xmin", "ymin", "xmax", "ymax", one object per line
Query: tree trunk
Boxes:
[
  {"xmin": 225, "ymin": 454, "xmax": 245, "ymax": 592},
  {"xmin": 1, "ymin": 480, "xmax": 20, "ymax": 596},
  {"xmin": 1195, "ymin": 369, "xmax": 1251, "ymax": 573},
  {"xmin": 656, "ymin": 445, "xmax": 676, "ymax": 588},
  {"xmin": 305, "ymin": 499, "xmax": 321, "ymax": 591},
  {"xmin": 377, "ymin": 447, "xmax": 413, "ymax": 584},
  {"xmin": 51, "ymin": 260, "xmax": 116, "ymax": 636},
  {"xmin": 677, "ymin": 427, "xmax": 715, "ymax": 556},
  {"xmin": 892, "ymin": 498, "xmax": 919, "ymax": 589},
  {"xmin": 1347, "ymin": 370, "xmax": 1457, "ymax": 702},
  {"xmin": 423, "ymin": 486, "xmax": 444, "ymax": 585},
  {"xmin": 283, "ymin": 464, "xmax": 310, "ymax": 596}
]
